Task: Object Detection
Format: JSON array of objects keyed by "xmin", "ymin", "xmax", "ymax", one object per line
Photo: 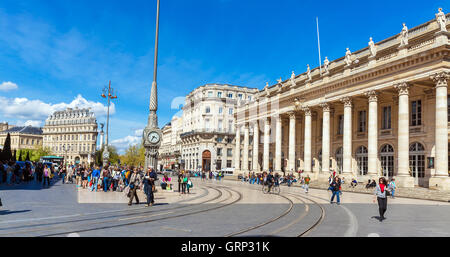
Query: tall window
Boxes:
[
  {"xmin": 218, "ymin": 107, "xmax": 223, "ymax": 114},
  {"xmin": 205, "ymin": 106, "xmax": 210, "ymax": 113},
  {"xmin": 380, "ymin": 144, "xmax": 394, "ymax": 178},
  {"xmin": 229, "ymin": 108, "xmax": 233, "ymax": 115},
  {"xmin": 217, "ymin": 148, "xmax": 222, "ymax": 156},
  {"xmin": 208, "ymin": 91, "xmax": 213, "ymax": 97},
  {"xmin": 217, "ymin": 91, "xmax": 222, "ymax": 98},
  {"xmin": 338, "ymin": 115, "xmax": 344, "ymax": 135},
  {"xmin": 227, "ymin": 93, "xmax": 233, "ymax": 99},
  {"xmin": 358, "ymin": 110, "xmax": 366, "ymax": 132},
  {"xmin": 227, "ymin": 148, "xmax": 233, "ymax": 157},
  {"xmin": 238, "ymin": 94, "xmax": 243, "ymax": 99},
  {"xmin": 336, "ymin": 147, "xmax": 343, "ymax": 174},
  {"xmin": 411, "ymin": 100, "xmax": 422, "ymax": 126},
  {"xmin": 205, "ymin": 119, "xmax": 210, "ymax": 131},
  {"xmin": 218, "ymin": 120, "xmax": 223, "ymax": 131},
  {"xmin": 356, "ymin": 146, "xmax": 368, "ymax": 175},
  {"xmin": 382, "ymin": 106, "xmax": 391, "ymax": 129}
]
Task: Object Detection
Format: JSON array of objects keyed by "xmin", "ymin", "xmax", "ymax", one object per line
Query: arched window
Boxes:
[
  {"xmin": 380, "ymin": 144, "xmax": 394, "ymax": 178},
  {"xmin": 409, "ymin": 142, "xmax": 425, "ymax": 184},
  {"xmin": 356, "ymin": 146, "xmax": 368, "ymax": 175},
  {"xmin": 335, "ymin": 147, "xmax": 343, "ymax": 174}
]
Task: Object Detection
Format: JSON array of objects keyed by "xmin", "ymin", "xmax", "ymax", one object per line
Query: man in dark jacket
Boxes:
[
  {"xmin": 329, "ymin": 177, "xmax": 341, "ymax": 205},
  {"xmin": 143, "ymin": 167, "xmax": 158, "ymax": 207}
]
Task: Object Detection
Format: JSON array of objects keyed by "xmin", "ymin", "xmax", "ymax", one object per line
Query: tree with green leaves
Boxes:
[{"xmin": 95, "ymin": 146, "xmax": 120, "ymax": 166}]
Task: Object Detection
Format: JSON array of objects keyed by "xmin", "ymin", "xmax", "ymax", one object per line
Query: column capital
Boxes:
[
  {"xmin": 394, "ymin": 82, "xmax": 410, "ymax": 95},
  {"xmin": 302, "ymin": 106, "xmax": 312, "ymax": 116},
  {"xmin": 365, "ymin": 90, "xmax": 379, "ymax": 102},
  {"xmin": 340, "ymin": 97, "xmax": 352, "ymax": 107},
  {"xmin": 430, "ymin": 71, "xmax": 450, "ymax": 88},
  {"xmin": 288, "ymin": 111, "xmax": 297, "ymax": 119},
  {"xmin": 319, "ymin": 102, "xmax": 331, "ymax": 112}
]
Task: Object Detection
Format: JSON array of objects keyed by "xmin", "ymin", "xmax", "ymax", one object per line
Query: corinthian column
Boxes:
[
  {"xmin": 243, "ymin": 123, "xmax": 249, "ymax": 172},
  {"xmin": 288, "ymin": 112, "xmax": 296, "ymax": 172},
  {"xmin": 263, "ymin": 117, "xmax": 270, "ymax": 171},
  {"xmin": 253, "ymin": 121, "xmax": 260, "ymax": 171},
  {"xmin": 235, "ymin": 125, "xmax": 241, "ymax": 171},
  {"xmin": 320, "ymin": 103, "xmax": 331, "ymax": 174},
  {"xmin": 394, "ymin": 82, "xmax": 414, "ymax": 187},
  {"xmin": 365, "ymin": 91, "xmax": 379, "ymax": 177},
  {"xmin": 340, "ymin": 97, "xmax": 353, "ymax": 176},
  {"xmin": 303, "ymin": 107, "xmax": 312, "ymax": 173},
  {"xmin": 430, "ymin": 72, "xmax": 450, "ymax": 190},
  {"xmin": 275, "ymin": 115, "xmax": 282, "ymax": 172}
]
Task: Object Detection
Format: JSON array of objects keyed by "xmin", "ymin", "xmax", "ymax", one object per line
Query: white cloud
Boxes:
[
  {"xmin": 111, "ymin": 129, "xmax": 143, "ymax": 154},
  {"xmin": 0, "ymin": 94, "xmax": 114, "ymax": 122},
  {"xmin": 0, "ymin": 81, "xmax": 18, "ymax": 91},
  {"xmin": 16, "ymin": 120, "xmax": 42, "ymax": 127}
]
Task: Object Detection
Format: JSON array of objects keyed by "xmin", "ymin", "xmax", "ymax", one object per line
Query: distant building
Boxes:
[
  {"xmin": 180, "ymin": 83, "xmax": 258, "ymax": 172},
  {"xmin": 158, "ymin": 115, "xmax": 183, "ymax": 170},
  {"xmin": 43, "ymin": 108, "xmax": 98, "ymax": 165},
  {"xmin": 0, "ymin": 126, "xmax": 43, "ymax": 151},
  {"xmin": 0, "ymin": 122, "xmax": 14, "ymax": 132}
]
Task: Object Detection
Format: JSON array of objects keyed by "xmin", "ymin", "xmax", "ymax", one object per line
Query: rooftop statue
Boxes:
[
  {"xmin": 345, "ymin": 48, "xmax": 352, "ymax": 66},
  {"xmin": 265, "ymin": 82, "xmax": 270, "ymax": 96},
  {"xmin": 290, "ymin": 71, "xmax": 296, "ymax": 87},
  {"xmin": 323, "ymin": 57, "xmax": 330, "ymax": 74},
  {"xmin": 436, "ymin": 8, "xmax": 447, "ymax": 32},
  {"xmin": 400, "ymin": 23, "xmax": 409, "ymax": 46},
  {"xmin": 369, "ymin": 37, "xmax": 377, "ymax": 57},
  {"xmin": 306, "ymin": 64, "xmax": 312, "ymax": 81}
]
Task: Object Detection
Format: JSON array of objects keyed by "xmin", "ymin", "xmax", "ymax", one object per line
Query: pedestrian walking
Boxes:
[
  {"xmin": 388, "ymin": 178, "xmax": 396, "ymax": 199},
  {"xmin": 143, "ymin": 166, "xmax": 157, "ymax": 207},
  {"xmin": 128, "ymin": 169, "xmax": 141, "ymax": 206},
  {"xmin": 373, "ymin": 177, "xmax": 391, "ymax": 222},
  {"xmin": 90, "ymin": 166, "xmax": 100, "ymax": 192},
  {"xmin": 329, "ymin": 176, "xmax": 341, "ymax": 205},
  {"xmin": 43, "ymin": 165, "xmax": 50, "ymax": 187},
  {"xmin": 304, "ymin": 175, "xmax": 310, "ymax": 193}
]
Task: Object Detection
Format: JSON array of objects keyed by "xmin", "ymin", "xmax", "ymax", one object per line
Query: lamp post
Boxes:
[
  {"xmin": 101, "ymin": 81, "xmax": 118, "ymax": 167},
  {"xmin": 62, "ymin": 145, "xmax": 70, "ymax": 168}
]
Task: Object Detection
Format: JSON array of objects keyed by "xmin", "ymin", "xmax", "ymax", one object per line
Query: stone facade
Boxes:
[
  {"xmin": 180, "ymin": 84, "xmax": 258, "ymax": 172},
  {"xmin": 0, "ymin": 126, "xmax": 43, "ymax": 151},
  {"xmin": 235, "ymin": 11, "xmax": 450, "ymax": 190},
  {"xmin": 43, "ymin": 108, "xmax": 98, "ymax": 165}
]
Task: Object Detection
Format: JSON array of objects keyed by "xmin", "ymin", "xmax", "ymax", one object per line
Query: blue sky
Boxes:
[{"xmin": 0, "ymin": 0, "xmax": 447, "ymax": 153}]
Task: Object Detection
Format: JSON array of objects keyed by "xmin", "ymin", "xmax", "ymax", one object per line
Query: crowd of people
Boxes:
[{"xmin": 0, "ymin": 160, "xmax": 60, "ymax": 186}]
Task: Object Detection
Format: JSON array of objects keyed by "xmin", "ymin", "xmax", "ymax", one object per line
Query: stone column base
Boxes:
[
  {"xmin": 317, "ymin": 173, "xmax": 331, "ymax": 183},
  {"xmin": 394, "ymin": 175, "xmax": 415, "ymax": 188},
  {"xmin": 429, "ymin": 177, "xmax": 450, "ymax": 191}
]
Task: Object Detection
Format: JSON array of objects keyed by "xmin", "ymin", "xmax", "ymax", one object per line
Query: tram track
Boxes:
[
  {"xmin": 211, "ymin": 180, "xmax": 326, "ymax": 237},
  {"xmin": 0, "ymin": 186, "xmax": 243, "ymax": 237},
  {"xmin": 0, "ymin": 185, "xmax": 222, "ymax": 236}
]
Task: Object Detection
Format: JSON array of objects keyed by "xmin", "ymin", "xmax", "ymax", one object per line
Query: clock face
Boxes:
[{"xmin": 148, "ymin": 131, "xmax": 160, "ymax": 144}]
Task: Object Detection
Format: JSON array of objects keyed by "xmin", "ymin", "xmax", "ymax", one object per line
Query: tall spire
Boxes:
[{"xmin": 149, "ymin": 81, "xmax": 158, "ymax": 112}]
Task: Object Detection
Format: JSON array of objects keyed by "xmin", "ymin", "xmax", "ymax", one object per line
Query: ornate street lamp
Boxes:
[{"xmin": 101, "ymin": 81, "xmax": 118, "ymax": 167}]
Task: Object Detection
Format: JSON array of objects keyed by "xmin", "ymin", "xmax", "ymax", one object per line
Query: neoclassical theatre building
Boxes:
[{"xmin": 234, "ymin": 10, "xmax": 450, "ymax": 190}]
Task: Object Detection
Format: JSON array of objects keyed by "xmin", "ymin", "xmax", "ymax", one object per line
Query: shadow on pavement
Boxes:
[{"xmin": 0, "ymin": 209, "xmax": 31, "ymax": 215}]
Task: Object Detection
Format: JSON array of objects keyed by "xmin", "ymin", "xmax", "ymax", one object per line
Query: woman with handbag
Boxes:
[
  {"xmin": 127, "ymin": 168, "xmax": 141, "ymax": 206},
  {"xmin": 373, "ymin": 177, "xmax": 391, "ymax": 222}
]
